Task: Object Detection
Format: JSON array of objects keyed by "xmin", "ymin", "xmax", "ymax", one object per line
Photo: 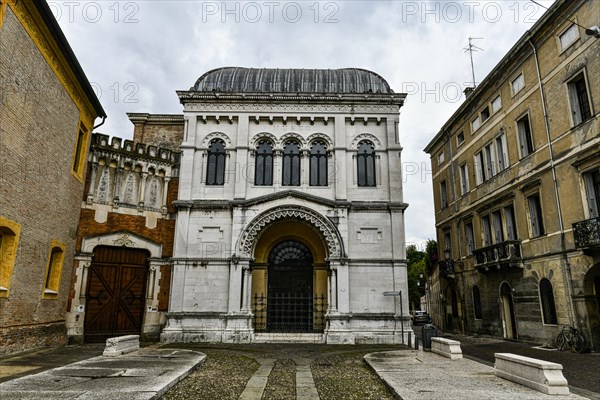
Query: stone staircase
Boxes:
[{"xmin": 253, "ymin": 333, "xmax": 325, "ymax": 344}]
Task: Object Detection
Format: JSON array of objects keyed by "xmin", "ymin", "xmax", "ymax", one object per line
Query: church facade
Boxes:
[
  {"xmin": 70, "ymin": 68, "xmax": 412, "ymax": 344},
  {"xmin": 162, "ymin": 68, "xmax": 410, "ymax": 344}
]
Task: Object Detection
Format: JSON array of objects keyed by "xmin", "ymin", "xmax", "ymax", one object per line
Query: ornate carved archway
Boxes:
[{"xmin": 238, "ymin": 205, "xmax": 343, "ymax": 259}]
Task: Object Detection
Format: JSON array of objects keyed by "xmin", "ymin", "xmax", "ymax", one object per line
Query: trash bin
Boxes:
[{"xmin": 421, "ymin": 324, "xmax": 438, "ymax": 351}]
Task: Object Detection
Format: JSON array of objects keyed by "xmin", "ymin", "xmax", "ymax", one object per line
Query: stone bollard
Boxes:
[{"xmin": 103, "ymin": 335, "xmax": 140, "ymax": 357}]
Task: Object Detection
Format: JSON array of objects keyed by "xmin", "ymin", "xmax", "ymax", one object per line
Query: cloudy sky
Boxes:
[{"xmin": 51, "ymin": 0, "xmax": 555, "ymax": 249}]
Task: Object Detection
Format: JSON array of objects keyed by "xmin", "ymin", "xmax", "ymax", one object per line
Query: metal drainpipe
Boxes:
[
  {"xmin": 93, "ymin": 116, "xmax": 106, "ymax": 130},
  {"xmin": 447, "ymin": 130, "xmax": 469, "ymax": 334},
  {"xmin": 527, "ymin": 35, "xmax": 576, "ymax": 327}
]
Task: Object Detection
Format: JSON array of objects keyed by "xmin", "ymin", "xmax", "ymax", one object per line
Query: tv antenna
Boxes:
[{"xmin": 463, "ymin": 37, "xmax": 484, "ymax": 88}]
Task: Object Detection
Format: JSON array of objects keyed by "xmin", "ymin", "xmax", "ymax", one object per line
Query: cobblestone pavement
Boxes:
[
  {"xmin": 412, "ymin": 324, "xmax": 600, "ymax": 399},
  {"xmin": 160, "ymin": 343, "xmax": 399, "ymax": 400}
]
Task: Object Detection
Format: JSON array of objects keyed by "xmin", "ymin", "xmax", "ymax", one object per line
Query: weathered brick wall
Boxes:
[
  {"xmin": 0, "ymin": 323, "xmax": 67, "ymax": 356},
  {"xmin": 0, "ymin": 8, "xmax": 86, "ymax": 355},
  {"xmin": 75, "ymin": 210, "xmax": 176, "ymax": 256},
  {"xmin": 131, "ymin": 116, "xmax": 184, "ymax": 151}
]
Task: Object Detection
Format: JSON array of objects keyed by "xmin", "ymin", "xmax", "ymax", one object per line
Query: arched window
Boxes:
[
  {"xmin": 309, "ymin": 141, "xmax": 328, "ymax": 186},
  {"xmin": 42, "ymin": 241, "xmax": 65, "ymax": 299},
  {"xmin": 282, "ymin": 141, "xmax": 301, "ymax": 186},
  {"xmin": 0, "ymin": 217, "xmax": 21, "ymax": 298},
  {"xmin": 206, "ymin": 139, "xmax": 226, "ymax": 185},
  {"xmin": 473, "ymin": 286, "xmax": 483, "ymax": 320},
  {"xmin": 357, "ymin": 140, "xmax": 376, "ymax": 187},
  {"xmin": 255, "ymin": 140, "xmax": 273, "ymax": 186},
  {"xmin": 539, "ymin": 278, "xmax": 558, "ymax": 325}
]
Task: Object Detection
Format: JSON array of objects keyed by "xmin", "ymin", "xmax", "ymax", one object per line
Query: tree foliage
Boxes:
[{"xmin": 407, "ymin": 240, "xmax": 438, "ymax": 311}]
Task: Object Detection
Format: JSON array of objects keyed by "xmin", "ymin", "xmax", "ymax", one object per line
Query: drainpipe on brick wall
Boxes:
[
  {"xmin": 527, "ymin": 35, "xmax": 576, "ymax": 327},
  {"xmin": 93, "ymin": 116, "xmax": 106, "ymax": 130}
]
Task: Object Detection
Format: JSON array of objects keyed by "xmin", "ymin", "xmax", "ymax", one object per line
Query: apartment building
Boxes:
[
  {"xmin": 424, "ymin": 0, "xmax": 599, "ymax": 350},
  {"xmin": 0, "ymin": 0, "xmax": 105, "ymax": 355}
]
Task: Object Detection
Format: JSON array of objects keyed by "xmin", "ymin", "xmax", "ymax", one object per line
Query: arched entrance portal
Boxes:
[
  {"xmin": 500, "ymin": 282, "xmax": 517, "ymax": 339},
  {"xmin": 267, "ymin": 240, "xmax": 314, "ymax": 332},
  {"xmin": 251, "ymin": 219, "xmax": 329, "ymax": 333},
  {"xmin": 583, "ymin": 264, "xmax": 600, "ymax": 351}
]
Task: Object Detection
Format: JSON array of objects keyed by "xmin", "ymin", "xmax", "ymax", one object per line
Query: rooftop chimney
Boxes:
[{"xmin": 463, "ymin": 87, "xmax": 475, "ymax": 98}]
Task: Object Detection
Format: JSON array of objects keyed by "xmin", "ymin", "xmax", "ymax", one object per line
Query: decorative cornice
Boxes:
[
  {"xmin": 173, "ymin": 192, "xmax": 407, "ymax": 212},
  {"xmin": 347, "ymin": 259, "xmax": 408, "ymax": 264},
  {"xmin": 181, "ymin": 102, "xmax": 401, "ymax": 114},
  {"xmin": 178, "ymin": 91, "xmax": 405, "ymax": 106},
  {"xmin": 127, "ymin": 113, "xmax": 185, "ymax": 125}
]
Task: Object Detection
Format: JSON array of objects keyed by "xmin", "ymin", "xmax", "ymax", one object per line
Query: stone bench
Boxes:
[
  {"xmin": 431, "ymin": 337, "xmax": 462, "ymax": 360},
  {"xmin": 103, "ymin": 335, "xmax": 140, "ymax": 357},
  {"xmin": 494, "ymin": 353, "xmax": 569, "ymax": 395}
]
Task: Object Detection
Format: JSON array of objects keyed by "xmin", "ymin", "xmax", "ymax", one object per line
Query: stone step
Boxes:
[{"xmin": 253, "ymin": 333, "xmax": 325, "ymax": 343}]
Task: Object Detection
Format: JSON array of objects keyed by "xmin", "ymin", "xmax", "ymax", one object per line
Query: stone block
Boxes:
[
  {"xmin": 494, "ymin": 353, "xmax": 569, "ymax": 395},
  {"xmin": 103, "ymin": 335, "xmax": 140, "ymax": 357},
  {"xmin": 431, "ymin": 337, "xmax": 463, "ymax": 360}
]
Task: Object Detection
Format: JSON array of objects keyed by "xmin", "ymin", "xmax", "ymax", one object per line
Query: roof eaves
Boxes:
[{"xmin": 32, "ymin": 0, "xmax": 106, "ymax": 118}]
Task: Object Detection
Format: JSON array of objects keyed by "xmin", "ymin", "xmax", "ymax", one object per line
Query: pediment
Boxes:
[
  {"xmin": 233, "ymin": 190, "xmax": 349, "ymax": 209},
  {"xmin": 80, "ymin": 231, "xmax": 162, "ymax": 258}
]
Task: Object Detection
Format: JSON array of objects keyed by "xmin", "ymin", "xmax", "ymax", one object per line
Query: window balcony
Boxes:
[
  {"xmin": 473, "ymin": 240, "xmax": 523, "ymax": 272},
  {"xmin": 573, "ymin": 217, "xmax": 600, "ymax": 249},
  {"xmin": 439, "ymin": 259, "xmax": 455, "ymax": 280}
]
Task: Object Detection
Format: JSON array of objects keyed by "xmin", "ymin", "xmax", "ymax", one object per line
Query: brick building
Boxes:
[
  {"xmin": 0, "ymin": 1, "xmax": 105, "ymax": 355},
  {"xmin": 424, "ymin": 0, "xmax": 600, "ymax": 349},
  {"xmin": 67, "ymin": 115, "xmax": 182, "ymax": 343}
]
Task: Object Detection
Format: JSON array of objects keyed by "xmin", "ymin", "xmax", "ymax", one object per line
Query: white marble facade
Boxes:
[{"xmin": 161, "ymin": 68, "xmax": 412, "ymax": 344}]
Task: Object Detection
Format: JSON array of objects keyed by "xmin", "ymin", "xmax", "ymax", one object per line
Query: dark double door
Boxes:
[
  {"xmin": 267, "ymin": 240, "xmax": 314, "ymax": 332},
  {"xmin": 84, "ymin": 246, "xmax": 149, "ymax": 343}
]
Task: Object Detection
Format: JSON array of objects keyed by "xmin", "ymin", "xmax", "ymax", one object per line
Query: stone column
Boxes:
[
  {"xmin": 161, "ymin": 177, "xmax": 170, "ymax": 214},
  {"xmin": 138, "ymin": 172, "xmax": 148, "ymax": 207},
  {"xmin": 76, "ymin": 255, "xmax": 93, "ymax": 305},
  {"xmin": 330, "ymin": 267, "xmax": 338, "ymax": 313},
  {"xmin": 86, "ymin": 163, "xmax": 98, "ymax": 204},
  {"xmin": 147, "ymin": 259, "xmax": 162, "ymax": 303},
  {"xmin": 333, "ymin": 260, "xmax": 349, "ymax": 314},
  {"xmin": 190, "ymin": 150, "xmax": 203, "ymax": 196},
  {"xmin": 334, "ymin": 115, "xmax": 347, "ymax": 200},
  {"xmin": 227, "ymin": 256, "xmax": 244, "ymax": 314},
  {"xmin": 224, "ymin": 257, "xmax": 253, "ymax": 343},
  {"xmin": 113, "ymin": 167, "xmax": 124, "ymax": 203},
  {"xmin": 68, "ymin": 254, "xmax": 93, "ymax": 343},
  {"xmin": 301, "ymin": 150, "xmax": 310, "ymax": 187},
  {"xmin": 241, "ymin": 265, "xmax": 253, "ymax": 312}
]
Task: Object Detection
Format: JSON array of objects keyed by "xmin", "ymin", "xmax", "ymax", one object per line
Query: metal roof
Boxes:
[{"xmin": 193, "ymin": 67, "xmax": 393, "ymax": 94}]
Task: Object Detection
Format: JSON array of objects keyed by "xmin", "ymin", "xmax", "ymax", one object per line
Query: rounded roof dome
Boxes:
[{"xmin": 192, "ymin": 67, "xmax": 393, "ymax": 94}]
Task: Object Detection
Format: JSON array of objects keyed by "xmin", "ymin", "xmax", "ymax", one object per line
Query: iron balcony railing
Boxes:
[
  {"xmin": 573, "ymin": 217, "xmax": 600, "ymax": 249},
  {"xmin": 439, "ymin": 260, "xmax": 455, "ymax": 279},
  {"xmin": 473, "ymin": 240, "xmax": 522, "ymax": 270}
]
